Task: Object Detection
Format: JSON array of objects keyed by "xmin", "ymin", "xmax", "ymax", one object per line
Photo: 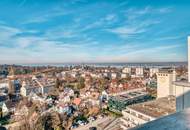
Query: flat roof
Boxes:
[
  {"xmin": 131, "ymin": 108, "xmax": 190, "ymax": 130},
  {"xmin": 127, "ymin": 96, "xmax": 176, "ymax": 118},
  {"xmin": 173, "ymin": 81, "xmax": 190, "ymax": 87},
  {"xmin": 112, "ymin": 91, "xmax": 148, "ymax": 102},
  {"xmin": 157, "ymin": 68, "xmax": 174, "ymax": 74}
]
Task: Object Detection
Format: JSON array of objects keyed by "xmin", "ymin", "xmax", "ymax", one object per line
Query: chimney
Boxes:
[{"xmin": 188, "ymin": 36, "xmax": 190, "ymax": 82}]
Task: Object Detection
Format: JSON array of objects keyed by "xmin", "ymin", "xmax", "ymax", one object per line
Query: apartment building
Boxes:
[
  {"xmin": 122, "ymin": 67, "xmax": 131, "ymax": 74},
  {"xmin": 149, "ymin": 68, "xmax": 159, "ymax": 77},
  {"xmin": 120, "ymin": 96, "xmax": 176, "ymax": 129},
  {"xmin": 20, "ymin": 76, "xmax": 55, "ymax": 96},
  {"xmin": 135, "ymin": 68, "xmax": 144, "ymax": 77}
]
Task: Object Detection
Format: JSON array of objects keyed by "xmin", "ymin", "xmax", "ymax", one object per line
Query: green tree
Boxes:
[
  {"xmin": 76, "ymin": 77, "xmax": 85, "ymax": 89},
  {"xmin": 34, "ymin": 112, "xmax": 63, "ymax": 130},
  {"xmin": 0, "ymin": 107, "xmax": 2, "ymax": 118},
  {"xmin": 55, "ymin": 78, "xmax": 61, "ymax": 89}
]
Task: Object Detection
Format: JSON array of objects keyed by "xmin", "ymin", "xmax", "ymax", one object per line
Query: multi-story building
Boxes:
[
  {"xmin": 20, "ymin": 79, "xmax": 41, "ymax": 97},
  {"xmin": 20, "ymin": 76, "xmax": 55, "ymax": 96},
  {"xmin": 135, "ymin": 68, "xmax": 144, "ymax": 77},
  {"xmin": 149, "ymin": 68, "xmax": 159, "ymax": 77},
  {"xmin": 156, "ymin": 69, "xmax": 176, "ymax": 98},
  {"xmin": 121, "ymin": 73, "xmax": 127, "ymax": 78},
  {"xmin": 35, "ymin": 76, "xmax": 55, "ymax": 94},
  {"xmin": 0, "ymin": 80, "xmax": 9, "ymax": 89},
  {"xmin": 111, "ymin": 73, "xmax": 118, "ymax": 79},
  {"xmin": 122, "ymin": 67, "xmax": 131, "ymax": 74},
  {"xmin": 108, "ymin": 89, "xmax": 151, "ymax": 112},
  {"xmin": 0, "ymin": 80, "xmax": 9, "ymax": 93},
  {"xmin": 107, "ymin": 36, "xmax": 190, "ymax": 130},
  {"xmin": 172, "ymin": 36, "xmax": 190, "ymax": 112},
  {"xmin": 120, "ymin": 96, "xmax": 176, "ymax": 129}
]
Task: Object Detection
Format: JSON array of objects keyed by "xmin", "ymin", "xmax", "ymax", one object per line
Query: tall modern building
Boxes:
[
  {"xmin": 156, "ymin": 36, "xmax": 190, "ymax": 112},
  {"xmin": 173, "ymin": 36, "xmax": 190, "ymax": 112}
]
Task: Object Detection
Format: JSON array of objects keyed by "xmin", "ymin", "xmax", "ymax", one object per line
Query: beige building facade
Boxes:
[{"xmin": 157, "ymin": 70, "xmax": 176, "ymax": 98}]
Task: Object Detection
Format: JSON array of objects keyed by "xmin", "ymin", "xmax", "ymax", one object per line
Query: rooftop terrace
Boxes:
[{"xmin": 128, "ymin": 96, "xmax": 176, "ymax": 118}]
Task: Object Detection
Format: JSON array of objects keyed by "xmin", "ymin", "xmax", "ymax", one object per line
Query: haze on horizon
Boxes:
[{"xmin": 0, "ymin": 0, "xmax": 189, "ymax": 64}]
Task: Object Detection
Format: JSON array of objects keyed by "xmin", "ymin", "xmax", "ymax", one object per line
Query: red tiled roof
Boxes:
[{"xmin": 73, "ymin": 98, "xmax": 81, "ymax": 106}]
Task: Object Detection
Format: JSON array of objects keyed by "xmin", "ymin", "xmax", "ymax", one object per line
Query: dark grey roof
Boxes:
[
  {"xmin": 5, "ymin": 100, "xmax": 17, "ymax": 109},
  {"xmin": 0, "ymin": 95, "xmax": 7, "ymax": 102}
]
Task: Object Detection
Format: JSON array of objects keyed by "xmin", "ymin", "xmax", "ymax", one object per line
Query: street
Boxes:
[{"xmin": 73, "ymin": 116, "xmax": 114, "ymax": 130}]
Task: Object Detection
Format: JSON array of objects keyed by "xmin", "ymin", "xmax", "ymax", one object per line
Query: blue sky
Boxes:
[{"xmin": 0, "ymin": 0, "xmax": 190, "ymax": 64}]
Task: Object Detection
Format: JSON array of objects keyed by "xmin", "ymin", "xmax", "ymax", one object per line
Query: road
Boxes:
[{"xmin": 73, "ymin": 116, "xmax": 114, "ymax": 130}]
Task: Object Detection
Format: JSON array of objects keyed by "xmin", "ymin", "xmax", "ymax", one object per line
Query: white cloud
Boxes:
[
  {"xmin": 0, "ymin": 25, "xmax": 21, "ymax": 45},
  {"xmin": 0, "ymin": 24, "xmax": 100, "ymax": 63},
  {"xmin": 105, "ymin": 14, "xmax": 116, "ymax": 21},
  {"xmin": 106, "ymin": 6, "xmax": 166, "ymax": 38},
  {"xmin": 44, "ymin": 23, "xmax": 88, "ymax": 39},
  {"xmin": 0, "ymin": 4, "xmax": 182, "ymax": 64},
  {"xmin": 158, "ymin": 7, "xmax": 172, "ymax": 13},
  {"xmin": 155, "ymin": 35, "xmax": 183, "ymax": 41},
  {"xmin": 125, "ymin": 44, "xmax": 181, "ymax": 56},
  {"xmin": 78, "ymin": 13, "xmax": 118, "ymax": 31},
  {"xmin": 81, "ymin": 20, "xmax": 104, "ymax": 31},
  {"xmin": 94, "ymin": 44, "xmax": 183, "ymax": 63},
  {"xmin": 107, "ymin": 26, "xmax": 145, "ymax": 35},
  {"xmin": 0, "ymin": 25, "xmax": 20, "ymax": 37},
  {"xmin": 23, "ymin": 8, "xmax": 72, "ymax": 24},
  {"xmin": 126, "ymin": 6, "xmax": 172, "ymax": 17}
]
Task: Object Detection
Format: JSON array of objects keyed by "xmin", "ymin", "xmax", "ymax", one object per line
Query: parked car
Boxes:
[
  {"xmin": 71, "ymin": 123, "xmax": 79, "ymax": 129},
  {"xmin": 89, "ymin": 127, "xmax": 97, "ymax": 130},
  {"xmin": 88, "ymin": 116, "xmax": 96, "ymax": 122}
]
